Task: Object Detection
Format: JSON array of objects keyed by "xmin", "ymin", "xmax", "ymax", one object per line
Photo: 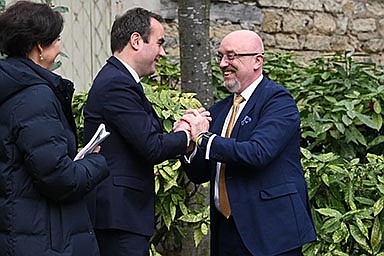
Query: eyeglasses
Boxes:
[{"xmin": 215, "ymin": 52, "xmax": 264, "ymax": 63}]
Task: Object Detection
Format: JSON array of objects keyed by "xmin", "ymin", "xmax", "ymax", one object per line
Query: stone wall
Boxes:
[{"xmin": 161, "ymin": 0, "xmax": 384, "ymax": 65}]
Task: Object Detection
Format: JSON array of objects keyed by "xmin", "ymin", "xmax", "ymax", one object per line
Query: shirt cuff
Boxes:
[
  {"xmin": 180, "ymin": 129, "xmax": 190, "ymax": 147},
  {"xmin": 204, "ymin": 134, "xmax": 216, "ymax": 160},
  {"xmin": 183, "ymin": 146, "xmax": 197, "ymax": 164}
]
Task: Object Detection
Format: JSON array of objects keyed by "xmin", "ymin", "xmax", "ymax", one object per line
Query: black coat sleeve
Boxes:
[{"xmin": 15, "ymin": 85, "xmax": 108, "ymax": 202}]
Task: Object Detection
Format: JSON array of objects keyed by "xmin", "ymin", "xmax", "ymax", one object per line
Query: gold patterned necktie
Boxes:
[{"xmin": 219, "ymin": 95, "xmax": 245, "ymax": 218}]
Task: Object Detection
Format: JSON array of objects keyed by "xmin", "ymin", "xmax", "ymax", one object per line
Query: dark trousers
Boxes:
[
  {"xmin": 217, "ymin": 213, "xmax": 303, "ymax": 256},
  {"xmin": 95, "ymin": 229, "xmax": 150, "ymax": 256}
]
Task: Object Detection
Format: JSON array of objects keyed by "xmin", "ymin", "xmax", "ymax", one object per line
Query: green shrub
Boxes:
[
  {"xmin": 302, "ymin": 150, "xmax": 384, "ymax": 255},
  {"xmin": 142, "ymin": 78, "xmax": 210, "ymax": 253}
]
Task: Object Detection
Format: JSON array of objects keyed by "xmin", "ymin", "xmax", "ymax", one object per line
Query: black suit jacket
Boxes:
[{"xmin": 84, "ymin": 56, "xmax": 188, "ymax": 236}]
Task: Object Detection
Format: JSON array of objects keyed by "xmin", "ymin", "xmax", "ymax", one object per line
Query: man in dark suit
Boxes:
[
  {"xmin": 179, "ymin": 30, "xmax": 316, "ymax": 255},
  {"xmin": 83, "ymin": 7, "xmax": 209, "ymax": 256}
]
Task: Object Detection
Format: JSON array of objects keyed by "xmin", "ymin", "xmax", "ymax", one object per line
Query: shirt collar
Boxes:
[
  {"xmin": 114, "ymin": 56, "xmax": 141, "ymax": 83},
  {"xmin": 236, "ymin": 75, "xmax": 263, "ymax": 102}
]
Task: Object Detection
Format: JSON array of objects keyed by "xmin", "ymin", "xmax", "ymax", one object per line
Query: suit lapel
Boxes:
[
  {"xmin": 107, "ymin": 56, "xmax": 162, "ymax": 130},
  {"xmin": 231, "ymin": 77, "xmax": 267, "ymax": 138},
  {"xmin": 212, "ymin": 96, "xmax": 232, "ymax": 135}
]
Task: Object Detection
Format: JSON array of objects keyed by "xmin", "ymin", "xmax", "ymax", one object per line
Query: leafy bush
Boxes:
[
  {"xmin": 264, "ymin": 51, "xmax": 384, "ymax": 255},
  {"xmin": 265, "ymin": 52, "xmax": 384, "ymax": 256},
  {"xmin": 142, "ymin": 77, "xmax": 210, "ymax": 254},
  {"xmin": 264, "ymin": 51, "xmax": 384, "ymax": 161},
  {"xmin": 302, "ymin": 150, "xmax": 384, "ymax": 255}
]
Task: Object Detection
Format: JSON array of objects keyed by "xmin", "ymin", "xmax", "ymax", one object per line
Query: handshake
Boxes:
[{"xmin": 172, "ymin": 108, "xmax": 212, "ymax": 148}]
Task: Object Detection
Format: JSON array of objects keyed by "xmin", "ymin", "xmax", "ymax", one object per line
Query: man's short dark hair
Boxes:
[
  {"xmin": 0, "ymin": 1, "xmax": 63, "ymax": 57},
  {"xmin": 110, "ymin": 7, "xmax": 164, "ymax": 53}
]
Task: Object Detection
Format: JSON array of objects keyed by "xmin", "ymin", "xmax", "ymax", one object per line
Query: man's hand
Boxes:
[{"xmin": 180, "ymin": 108, "xmax": 211, "ymax": 142}]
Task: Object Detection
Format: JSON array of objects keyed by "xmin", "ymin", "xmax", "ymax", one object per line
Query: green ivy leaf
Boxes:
[
  {"xmin": 321, "ymin": 217, "xmax": 341, "ymax": 233},
  {"xmin": 371, "ymin": 216, "xmax": 382, "ymax": 254},
  {"xmin": 342, "ymin": 115, "xmax": 352, "ymax": 126},
  {"xmin": 372, "ymin": 113, "xmax": 383, "ymax": 130},
  {"xmin": 163, "ymin": 175, "xmax": 178, "ymax": 192},
  {"xmin": 201, "ymin": 223, "xmax": 209, "ymax": 235},
  {"xmin": 154, "ymin": 176, "xmax": 160, "ymax": 194},
  {"xmin": 313, "ymin": 152, "xmax": 337, "ymax": 162},
  {"xmin": 321, "ymin": 173, "xmax": 330, "ymax": 186},
  {"xmin": 378, "ymin": 184, "xmax": 384, "ymax": 194},
  {"xmin": 349, "ymin": 224, "xmax": 372, "ymax": 253},
  {"xmin": 179, "ymin": 214, "xmax": 203, "ymax": 223},
  {"xmin": 368, "ymin": 135, "xmax": 384, "ymax": 148},
  {"xmin": 332, "ymin": 222, "xmax": 349, "ymax": 243},
  {"xmin": 331, "ymin": 250, "xmax": 349, "ymax": 256},
  {"xmin": 373, "ymin": 101, "xmax": 382, "ymax": 114},
  {"xmin": 356, "ymin": 218, "xmax": 369, "ymax": 239},
  {"xmin": 179, "ymin": 202, "xmax": 188, "ymax": 215},
  {"xmin": 317, "ymin": 208, "xmax": 336, "ymax": 219},
  {"xmin": 355, "ymin": 112, "xmax": 379, "ymax": 130},
  {"xmin": 163, "ymin": 208, "xmax": 172, "ymax": 230},
  {"xmin": 334, "ymin": 122, "xmax": 345, "ymax": 134},
  {"xmin": 162, "ymin": 119, "xmax": 173, "ymax": 133},
  {"xmin": 300, "ymin": 147, "xmax": 312, "ymax": 159},
  {"xmin": 373, "ymin": 197, "xmax": 384, "ymax": 216},
  {"xmin": 170, "ymin": 203, "xmax": 176, "ymax": 221},
  {"xmin": 194, "ymin": 229, "xmax": 204, "ymax": 247}
]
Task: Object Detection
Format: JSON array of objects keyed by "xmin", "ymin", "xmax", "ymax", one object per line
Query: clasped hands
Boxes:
[{"xmin": 173, "ymin": 108, "xmax": 211, "ymax": 146}]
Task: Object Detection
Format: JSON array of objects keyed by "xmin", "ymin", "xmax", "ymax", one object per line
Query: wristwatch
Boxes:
[{"xmin": 196, "ymin": 132, "xmax": 214, "ymax": 148}]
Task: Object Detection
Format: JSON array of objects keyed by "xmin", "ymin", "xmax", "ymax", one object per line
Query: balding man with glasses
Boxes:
[{"xmin": 179, "ymin": 30, "xmax": 316, "ymax": 256}]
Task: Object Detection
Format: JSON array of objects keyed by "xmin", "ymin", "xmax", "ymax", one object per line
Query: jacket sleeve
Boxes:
[
  {"xmin": 14, "ymin": 85, "xmax": 108, "ymax": 202},
  {"xmin": 206, "ymin": 85, "xmax": 300, "ymax": 168},
  {"xmin": 182, "ymin": 150, "xmax": 211, "ymax": 184},
  {"xmin": 102, "ymin": 78, "xmax": 187, "ymax": 164}
]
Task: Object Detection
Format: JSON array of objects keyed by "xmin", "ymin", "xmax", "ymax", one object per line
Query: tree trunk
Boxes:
[
  {"xmin": 178, "ymin": 0, "xmax": 213, "ymax": 108},
  {"xmin": 178, "ymin": 3, "xmax": 212, "ymax": 255}
]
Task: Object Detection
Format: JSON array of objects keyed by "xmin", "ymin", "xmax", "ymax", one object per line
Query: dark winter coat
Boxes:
[{"xmin": 0, "ymin": 57, "xmax": 108, "ymax": 256}]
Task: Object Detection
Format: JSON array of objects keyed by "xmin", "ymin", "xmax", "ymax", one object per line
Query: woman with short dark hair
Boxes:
[{"xmin": 0, "ymin": 1, "xmax": 109, "ymax": 255}]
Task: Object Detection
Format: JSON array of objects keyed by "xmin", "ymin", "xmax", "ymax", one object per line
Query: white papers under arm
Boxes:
[{"xmin": 74, "ymin": 123, "xmax": 110, "ymax": 161}]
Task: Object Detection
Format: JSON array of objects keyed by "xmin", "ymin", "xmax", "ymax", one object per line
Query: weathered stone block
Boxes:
[
  {"xmin": 314, "ymin": 13, "xmax": 337, "ymax": 35},
  {"xmin": 257, "ymin": 0, "xmax": 290, "ymax": 8},
  {"xmin": 260, "ymin": 32, "xmax": 276, "ymax": 47},
  {"xmin": 323, "ymin": 0, "xmax": 344, "ymax": 13},
  {"xmin": 335, "ymin": 15, "xmax": 348, "ymax": 34},
  {"xmin": 352, "ymin": 18, "xmax": 377, "ymax": 32},
  {"xmin": 379, "ymin": 18, "xmax": 384, "ymax": 37},
  {"xmin": 262, "ymin": 11, "xmax": 282, "ymax": 33},
  {"xmin": 282, "ymin": 11, "xmax": 313, "ymax": 33},
  {"xmin": 366, "ymin": 1, "xmax": 384, "ymax": 16},
  {"xmin": 291, "ymin": 0, "xmax": 323, "ymax": 11},
  {"xmin": 363, "ymin": 38, "xmax": 384, "ymax": 53},
  {"xmin": 363, "ymin": 38, "xmax": 384, "ymax": 52},
  {"xmin": 275, "ymin": 33, "xmax": 301, "ymax": 49},
  {"xmin": 210, "ymin": 2, "xmax": 262, "ymax": 24},
  {"xmin": 330, "ymin": 35, "xmax": 350, "ymax": 51},
  {"xmin": 304, "ymin": 35, "xmax": 331, "ymax": 51}
]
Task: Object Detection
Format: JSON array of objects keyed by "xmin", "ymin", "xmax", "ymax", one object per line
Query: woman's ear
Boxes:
[{"xmin": 37, "ymin": 43, "xmax": 44, "ymax": 60}]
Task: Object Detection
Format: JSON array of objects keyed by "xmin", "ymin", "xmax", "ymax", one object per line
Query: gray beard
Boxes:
[{"xmin": 224, "ymin": 78, "xmax": 241, "ymax": 93}]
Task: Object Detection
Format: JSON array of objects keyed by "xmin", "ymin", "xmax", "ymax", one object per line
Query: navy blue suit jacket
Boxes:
[
  {"xmin": 83, "ymin": 56, "xmax": 188, "ymax": 236},
  {"xmin": 185, "ymin": 77, "xmax": 316, "ymax": 255}
]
